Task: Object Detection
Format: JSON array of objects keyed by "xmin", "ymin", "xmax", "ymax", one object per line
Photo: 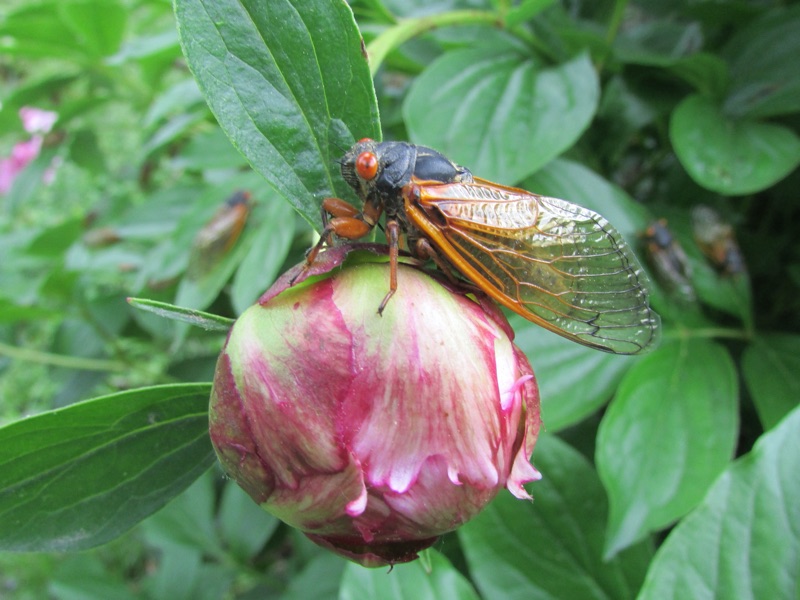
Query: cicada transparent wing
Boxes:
[{"xmin": 406, "ymin": 178, "xmax": 660, "ymax": 354}]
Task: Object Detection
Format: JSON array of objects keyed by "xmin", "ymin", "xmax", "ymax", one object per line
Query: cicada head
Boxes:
[
  {"xmin": 340, "ymin": 139, "xmax": 419, "ymax": 204},
  {"xmin": 340, "ymin": 138, "xmax": 379, "ymax": 199}
]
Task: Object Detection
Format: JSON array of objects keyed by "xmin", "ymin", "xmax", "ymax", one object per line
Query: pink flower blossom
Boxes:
[
  {"xmin": 209, "ymin": 246, "xmax": 541, "ymax": 567},
  {"xmin": 0, "ymin": 107, "xmax": 58, "ymax": 195},
  {"xmin": 19, "ymin": 106, "xmax": 57, "ymax": 134}
]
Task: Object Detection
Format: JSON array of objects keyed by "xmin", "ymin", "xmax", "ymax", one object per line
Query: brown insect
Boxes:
[
  {"xmin": 691, "ymin": 205, "xmax": 746, "ymax": 276},
  {"xmin": 300, "ymin": 139, "xmax": 660, "ymax": 355},
  {"xmin": 642, "ymin": 219, "xmax": 696, "ymax": 302},
  {"xmin": 187, "ymin": 190, "xmax": 252, "ymax": 279}
]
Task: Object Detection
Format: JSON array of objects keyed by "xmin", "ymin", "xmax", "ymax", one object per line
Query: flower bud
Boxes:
[{"xmin": 209, "ymin": 247, "xmax": 541, "ymax": 567}]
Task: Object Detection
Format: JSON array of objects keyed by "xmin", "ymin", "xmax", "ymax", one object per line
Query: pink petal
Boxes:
[
  {"xmin": 334, "ymin": 266, "xmax": 514, "ymax": 495},
  {"xmin": 19, "ymin": 107, "xmax": 57, "ymax": 134}
]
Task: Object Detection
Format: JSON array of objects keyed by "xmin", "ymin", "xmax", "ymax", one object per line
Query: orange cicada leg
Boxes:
[
  {"xmin": 377, "ymin": 219, "xmax": 401, "ymax": 315},
  {"xmin": 291, "ymin": 197, "xmax": 382, "ymax": 286}
]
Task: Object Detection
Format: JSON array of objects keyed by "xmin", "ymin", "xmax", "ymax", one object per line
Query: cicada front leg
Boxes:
[{"xmin": 291, "ymin": 197, "xmax": 382, "ymax": 286}]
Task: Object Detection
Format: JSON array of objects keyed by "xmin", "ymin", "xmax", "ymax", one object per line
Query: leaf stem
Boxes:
[
  {"xmin": 367, "ymin": 10, "xmax": 501, "ymax": 76},
  {"xmin": 605, "ymin": 0, "xmax": 630, "ymax": 44},
  {"xmin": 0, "ymin": 340, "xmax": 128, "ymax": 372},
  {"xmin": 596, "ymin": 0, "xmax": 629, "ymax": 72}
]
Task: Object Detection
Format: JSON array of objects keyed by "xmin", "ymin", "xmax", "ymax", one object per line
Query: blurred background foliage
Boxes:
[{"xmin": 0, "ymin": 0, "xmax": 798, "ymax": 598}]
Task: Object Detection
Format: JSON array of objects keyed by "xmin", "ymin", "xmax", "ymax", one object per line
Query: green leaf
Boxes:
[
  {"xmin": 742, "ymin": 334, "xmax": 800, "ymax": 431},
  {"xmin": 0, "ymin": 3, "xmax": 84, "ymax": 59},
  {"xmin": 49, "ymin": 555, "xmax": 138, "ymax": 600},
  {"xmin": 217, "ymin": 479, "xmax": 279, "ymax": 560},
  {"xmin": 597, "ymin": 340, "xmax": 739, "ymax": 557},
  {"xmin": 126, "ymin": 297, "xmax": 233, "ymax": 331},
  {"xmin": 174, "ymin": 0, "xmax": 380, "ymax": 227},
  {"xmin": 142, "ymin": 470, "xmax": 219, "ymax": 554},
  {"xmin": 68, "ymin": 128, "xmax": 107, "ymax": 174},
  {"xmin": 339, "ymin": 549, "xmax": 479, "ymax": 600},
  {"xmin": 667, "ymin": 53, "xmax": 729, "ymax": 98},
  {"xmin": 58, "ymin": 0, "xmax": 126, "ymax": 58},
  {"xmin": 26, "ymin": 217, "xmax": 84, "ymax": 258},
  {"xmin": 638, "ymin": 405, "xmax": 800, "ymax": 600},
  {"xmin": 504, "ymin": 0, "xmax": 557, "ymax": 27},
  {"xmin": 521, "ymin": 158, "xmax": 651, "ymax": 242},
  {"xmin": 281, "ymin": 553, "xmax": 346, "ymax": 600},
  {"xmin": 459, "ymin": 434, "xmax": 652, "ymax": 599},
  {"xmin": 171, "ymin": 128, "xmax": 248, "ymax": 171},
  {"xmin": 404, "ymin": 47, "xmax": 599, "ymax": 184},
  {"xmin": 230, "ymin": 195, "xmax": 296, "ymax": 314},
  {"xmin": 141, "ymin": 478, "xmax": 238, "ymax": 600},
  {"xmin": 670, "ymin": 94, "xmax": 800, "ymax": 195},
  {"xmin": 0, "ymin": 383, "xmax": 214, "ymax": 551},
  {"xmin": 5, "ymin": 145, "xmax": 61, "ymax": 214},
  {"xmin": 614, "ymin": 22, "xmax": 729, "ymax": 97},
  {"xmin": 510, "ymin": 314, "xmax": 633, "ymax": 431},
  {"xmin": 722, "ymin": 5, "xmax": 800, "ymax": 118},
  {"xmin": 0, "ymin": 298, "xmax": 57, "ymax": 323}
]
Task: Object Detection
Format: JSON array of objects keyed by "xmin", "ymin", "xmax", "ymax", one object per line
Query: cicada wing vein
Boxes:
[{"xmin": 406, "ymin": 178, "xmax": 660, "ymax": 354}]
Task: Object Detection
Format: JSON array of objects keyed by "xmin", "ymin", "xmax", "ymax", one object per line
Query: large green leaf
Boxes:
[
  {"xmin": 510, "ymin": 314, "xmax": 633, "ymax": 431},
  {"xmin": 404, "ymin": 46, "xmax": 599, "ymax": 184},
  {"xmin": 638, "ymin": 406, "xmax": 800, "ymax": 600},
  {"xmin": 339, "ymin": 549, "xmax": 479, "ymax": 599},
  {"xmin": 459, "ymin": 434, "xmax": 652, "ymax": 599},
  {"xmin": 521, "ymin": 158, "xmax": 651, "ymax": 243},
  {"xmin": 722, "ymin": 5, "xmax": 800, "ymax": 118},
  {"xmin": 174, "ymin": 0, "xmax": 381, "ymax": 227},
  {"xmin": 0, "ymin": 383, "xmax": 214, "ymax": 551},
  {"xmin": 614, "ymin": 21, "xmax": 729, "ymax": 97},
  {"xmin": 670, "ymin": 94, "xmax": 800, "ymax": 195},
  {"xmin": 742, "ymin": 334, "xmax": 800, "ymax": 431},
  {"xmin": 596, "ymin": 340, "xmax": 738, "ymax": 557},
  {"xmin": 0, "ymin": 2, "xmax": 86, "ymax": 59}
]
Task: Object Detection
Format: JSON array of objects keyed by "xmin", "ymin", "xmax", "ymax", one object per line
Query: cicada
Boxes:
[
  {"xmin": 642, "ymin": 219, "xmax": 696, "ymax": 302},
  {"xmin": 187, "ymin": 190, "xmax": 252, "ymax": 279},
  {"xmin": 691, "ymin": 205, "xmax": 746, "ymax": 276},
  {"xmin": 302, "ymin": 139, "xmax": 660, "ymax": 355}
]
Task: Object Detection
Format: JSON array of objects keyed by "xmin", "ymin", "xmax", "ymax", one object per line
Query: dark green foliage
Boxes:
[{"xmin": 0, "ymin": 0, "xmax": 798, "ymax": 597}]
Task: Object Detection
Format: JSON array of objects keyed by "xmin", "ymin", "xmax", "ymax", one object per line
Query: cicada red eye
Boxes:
[
  {"xmin": 358, "ymin": 137, "xmax": 373, "ymax": 143},
  {"xmin": 356, "ymin": 151, "xmax": 379, "ymax": 180}
]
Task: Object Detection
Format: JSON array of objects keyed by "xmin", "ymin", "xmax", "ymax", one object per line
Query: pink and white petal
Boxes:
[
  {"xmin": 334, "ymin": 265, "xmax": 514, "ymax": 494},
  {"xmin": 226, "ymin": 281, "xmax": 356, "ymax": 487},
  {"xmin": 19, "ymin": 107, "xmax": 57, "ymax": 134}
]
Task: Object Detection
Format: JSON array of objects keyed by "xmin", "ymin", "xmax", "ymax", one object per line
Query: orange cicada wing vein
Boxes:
[{"xmin": 406, "ymin": 178, "xmax": 660, "ymax": 354}]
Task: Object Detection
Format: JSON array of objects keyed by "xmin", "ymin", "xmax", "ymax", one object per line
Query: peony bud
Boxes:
[{"xmin": 209, "ymin": 246, "xmax": 541, "ymax": 567}]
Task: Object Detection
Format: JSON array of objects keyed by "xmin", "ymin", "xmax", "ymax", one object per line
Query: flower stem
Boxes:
[
  {"xmin": 367, "ymin": 10, "xmax": 501, "ymax": 76},
  {"xmin": 0, "ymin": 340, "xmax": 127, "ymax": 372}
]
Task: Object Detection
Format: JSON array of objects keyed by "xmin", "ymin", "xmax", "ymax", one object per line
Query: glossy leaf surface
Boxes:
[
  {"xmin": 460, "ymin": 434, "xmax": 652, "ymax": 599},
  {"xmin": 597, "ymin": 339, "xmax": 738, "ymax": 557},
  {"xmin": 670, "ymin": 95, "xmax": 800, "ymax": 195},
  {"xmin": 0, "ymin": 384, "xmax": 214, "ymax": 551},
  {"xmin": 175, "ymin": 0, "xmax": 380, "ymax": 226},
  {"xmin": 639, "ymin": 406, "xmax": 800, "ymax": 599},
  {"xmin": 405, "ymin": 47, "xmax": 599, "ymax": 184}
]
